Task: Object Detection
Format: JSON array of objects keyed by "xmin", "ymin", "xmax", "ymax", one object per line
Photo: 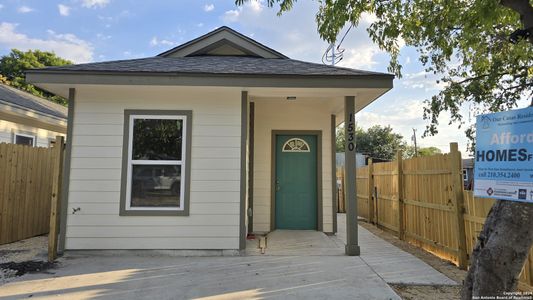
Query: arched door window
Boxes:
[{"xmin": 282, "ymin": 138, "xmax": 310, "ymax": 152}]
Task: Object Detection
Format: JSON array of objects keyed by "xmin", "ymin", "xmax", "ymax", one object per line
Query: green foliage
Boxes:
[
  {"xmin": 236, "ymin": 0, "xmax": 533, "ymax": 147},
  {"xmin": 335, "ymin": 126, "xmax": 346, "ymax": 152},
  {"xmin": 336, "ymin": 125, "xmax": 407, "ymax": 161},
  {"xmin": 418, "ymin": 146, "xmax": 443, "ymax": 156},
  {"xmin": 0, "ymin": 49, "xmax": 72, "ymax": 106},
  {"xmin": 133, "ymin": 119, "xmax": 183, "ymax": 160}
]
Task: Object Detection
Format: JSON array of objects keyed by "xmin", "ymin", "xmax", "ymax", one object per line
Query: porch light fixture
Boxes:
[{"xmin": 286, "ymin": 96, "xmax": 297, "ymax": 101}]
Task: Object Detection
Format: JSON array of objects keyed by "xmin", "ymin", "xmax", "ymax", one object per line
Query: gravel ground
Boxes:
[
  {"xmin": 359, "ymin": 221, "xmax": 466, "ymax": 300},
  {"xmin": 0, "ymin": 235, "xmax": 51, "ymax": 285}
]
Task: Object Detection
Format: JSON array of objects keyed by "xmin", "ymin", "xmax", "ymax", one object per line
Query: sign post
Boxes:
[{"xmin": 474, "ymin": 106, "xmax": 533, "ymax": 202}]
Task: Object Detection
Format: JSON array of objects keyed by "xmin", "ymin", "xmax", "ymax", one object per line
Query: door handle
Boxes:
[{"xmin": 276, "ymin": 179, "xmax": 281, "ymax": 192}]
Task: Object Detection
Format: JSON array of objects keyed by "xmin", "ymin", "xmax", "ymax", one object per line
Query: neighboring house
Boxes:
[
  {"xmin": 463, "ymin": 158, "xmax": 474, "ymax": 190},
  {"xmin": 336, "ymin": 152, "xmax": 367, "ymax": 169},
  {"xmin": 26, "ymin": 26, "xmax": 393, "ymax": 252},
  {"xmin": 0, "ymin": 83, "xmax": 67, "ymax": 147}
]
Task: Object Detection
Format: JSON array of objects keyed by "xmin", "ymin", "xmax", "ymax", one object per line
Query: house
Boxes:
[
  {"xmin": 0, "ymin": 83, "xmax": 66, "ymax": 146},
  {"xmin": 463, "ymin": 158, "xmax": 474, "ymax": 190},
  {"xmin": 336, "ymin": 152, "xmax": 367, "ymax": 169},
  {"xmin": 26, "ymin": 26, "xmax": 393, "ymax": 255}
]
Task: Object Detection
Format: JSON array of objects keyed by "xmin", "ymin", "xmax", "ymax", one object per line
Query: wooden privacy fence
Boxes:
[
  {"xmin": 0, "ymin": 139, "xmax": 63, "ymax": 246},
  {"xmin": 343, "ymin": 143, "xmax": 533, "ymax": 291}
]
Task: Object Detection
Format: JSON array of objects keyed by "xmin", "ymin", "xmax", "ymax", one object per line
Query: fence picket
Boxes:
[{"xmin": 0, "ymin": 143, "xmax": 60, "ymax": 245}]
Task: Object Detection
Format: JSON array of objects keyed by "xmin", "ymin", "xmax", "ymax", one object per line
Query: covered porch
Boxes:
[{"xmin": 243, "ymin": 87, "xmax": 390, "ymax": 256}]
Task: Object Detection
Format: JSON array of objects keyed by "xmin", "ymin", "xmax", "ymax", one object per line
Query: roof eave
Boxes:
[{"xmin": 26, "ymin": 70, "xmax": 394, "ymax": 90}]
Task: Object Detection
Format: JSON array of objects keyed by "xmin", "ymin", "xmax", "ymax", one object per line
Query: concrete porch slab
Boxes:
[{"xmin": 245, "ymin": 230, "xmax": 345, "ymax": 256}]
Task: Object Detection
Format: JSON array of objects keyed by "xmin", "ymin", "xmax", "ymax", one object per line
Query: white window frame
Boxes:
[
  {"xmin": 13, "ymin": 132, "xmax": 36, "ymax": 147},
  {"xmin": 125, "ymin": 114, "xmax": 187, "ymax": 211}
]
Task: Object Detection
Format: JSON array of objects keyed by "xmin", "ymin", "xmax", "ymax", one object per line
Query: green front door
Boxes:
[{"xmin": 275, "ymin": 135, "xmax": 317, "ymax": 230}]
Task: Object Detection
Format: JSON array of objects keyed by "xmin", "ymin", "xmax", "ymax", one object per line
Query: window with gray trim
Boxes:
[{"xmin": 120, "ymin": 110, "xmax": 192, "ymax": 216}]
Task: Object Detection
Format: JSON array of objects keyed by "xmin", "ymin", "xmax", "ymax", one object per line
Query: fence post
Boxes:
[
  {"xmin": 367, "ymin": 159, "xmax": 374, "ymax": 224},
  {"xmin": 48, "ymin": 136, "xmax": 65, "ymax": 262},
  {"xmin": 450, "ymin": 142, "xmax": 468, "ymax": 269},
  {"xmin": 397, "ymin": 151, "xmax": 405, "ymax": 240}
]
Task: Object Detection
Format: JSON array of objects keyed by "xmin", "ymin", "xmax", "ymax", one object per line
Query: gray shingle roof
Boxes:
[
  {"xmin": 0, "ymin": 84, "xmax": 67, "ymax": 119},
  {"xmin": 30, "ymin": 56, "xmax": 392, "ymax": 77}
]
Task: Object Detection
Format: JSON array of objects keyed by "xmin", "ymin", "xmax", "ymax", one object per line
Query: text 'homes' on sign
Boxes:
[{"xmin": 474, "ymin": 106, "xmax": 533, "ymax": 202}]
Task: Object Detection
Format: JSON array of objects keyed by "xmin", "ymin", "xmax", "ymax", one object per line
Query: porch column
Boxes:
[{"xmin": 344, "ymin": 96, "xmax": 360, "ymax": 256}]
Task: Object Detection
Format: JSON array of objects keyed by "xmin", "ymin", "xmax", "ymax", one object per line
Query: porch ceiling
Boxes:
[{"xmin": 248, "ymin": 86, "xmax": 390, "ymax": 125}]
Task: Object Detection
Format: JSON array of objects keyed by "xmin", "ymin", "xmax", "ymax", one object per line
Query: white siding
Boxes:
[
  {"xmin": 66, "ymin": 87, "xmax": 242, "ymax": 250},
  {"xmin": 253, "ymin": 99, "xmax": 334, "ymax": 233},
  {"xmin": 0, "ymin": 119, "xmax": 64, "ymax": 147}
]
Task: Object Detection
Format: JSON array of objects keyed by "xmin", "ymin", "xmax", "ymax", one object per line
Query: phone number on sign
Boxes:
[{"xmin": 477, "ymin": 171, "xmax": 521, "ymax": 179}]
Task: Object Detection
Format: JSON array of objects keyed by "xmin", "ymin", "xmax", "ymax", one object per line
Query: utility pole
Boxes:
[{"xmin": 412, "ymin": 128, "xmax": 418, "ymax": 157}]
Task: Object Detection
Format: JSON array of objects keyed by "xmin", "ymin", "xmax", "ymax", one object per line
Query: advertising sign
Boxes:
[{"xmin": 474, "ymin": 106, "xmax": 533, "ymax": 202}]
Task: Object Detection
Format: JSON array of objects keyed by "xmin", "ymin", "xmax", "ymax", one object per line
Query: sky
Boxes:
[{"xmin": 0, "ymin": 0, "xmax": 484, "ymax": 154}]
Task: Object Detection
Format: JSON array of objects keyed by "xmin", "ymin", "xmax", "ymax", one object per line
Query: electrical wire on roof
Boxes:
[{"xmin": 322, "ymin": 24, "xmax": 353, "ymax": 66}]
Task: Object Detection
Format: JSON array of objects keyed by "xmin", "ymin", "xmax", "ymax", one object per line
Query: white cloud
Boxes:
[
  {"xmin": 149, "ymin": 36, "xmax": 176, "ymax": 47},
  {"xmin": 219, "ymin": 1, "xmax": 384, "ymax": 70},
  {"xmin": 96, "ymin": 33, "xmax": 111, "ymax": 40},
  {"xmin": 337, "ymin": 45, "xmax": 382, "ymax": 69},
  {"xmin": 248, "ymin": 0, "xmax": 263, "ymax": 12},
  {"xmin": 82, "ymin": 0, "xmax": 110, "ymax": 9},
  {"xmin": 355, "ymin": 98, "xmax": 471, "ymax": 153},
  {"xmin": 0, "ymin": 22, "xmax": 93, "ymax": 63},
  {"xmin": 17, "ymin": 6, "xmax": 34, "ymax": 13},
  {"xmin": 58, "ymin": 4, "xmax": 70, "ymax": 16},
  {"xmin": 0, "ymin": 4, "xmax": 4, "ymax": 10},
  {"xmin": 401, "ymin": 71, "xmax": 447, "ymax": 91},
  {"xmin": 97, "ymin": 10, "xmax": 132, "ymax": 27},
  {"xmin": 222, "ymin": 9, "xmax": 241, "ymax": 22},
  {"xmin": 360, "ymin": 12, "xmax": 378, "ymax": 24},
  {"xmin": 204, "ymin": 4, "xmax": 214, "ymax": 12}
]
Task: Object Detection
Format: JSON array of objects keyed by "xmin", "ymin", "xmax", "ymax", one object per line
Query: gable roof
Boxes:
[
  {"xmin": 0, "ymin": 84, "xmax": 67, "ymax": 120},
  {"xmin": 157, "ymin": 26, "xmax": 288, "ymax": 59},
  {"xmin": 25, "ymin": 26, "xmax": 394, "ymax": 92},
  {"xmin": 31, "ymin": 55, "xmax": 388, "ymax": 77}
]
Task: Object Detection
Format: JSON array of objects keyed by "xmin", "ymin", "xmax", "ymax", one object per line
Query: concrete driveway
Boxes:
[{"xmin": 0, "ymin": 215, "xmax": 454, "ymax": 299}]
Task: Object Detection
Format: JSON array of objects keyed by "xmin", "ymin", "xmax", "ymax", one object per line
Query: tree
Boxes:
[
  {"xmin": 418, "ymin": 147, "xmax": 443, "ymax": 157},
  {"xmin": 403, "ymin": 146, "xmax": 443, "ymax": 158},
  {"xmin": 236, "ymin": 0, "xmax": 533, "ymax": 298},
  {"xmin": 0, "ymin": 49, "xmax": 72, "ymax": 105},
  {"xmin": 336, "ymin": 125, "xmax": 407, "ymax": 160}
]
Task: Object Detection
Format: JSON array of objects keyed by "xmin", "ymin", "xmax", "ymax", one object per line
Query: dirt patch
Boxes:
[
  {"xmin": 0, "ymin": 235, "xmax": 48, "ymax": 264},
  {"xmin": 391, "ymin": 284, "xmax": 461, "ymax": 300},
  {"xmin": 0, "ymin": 235, "xmax": 50, "ymax": 284},
  {"xmin": 359, "ymin": 221, "xmax": 467, "ymax": 299},
  {"xmin": 0, "ymin": 260, "xmax": 55, "ymax": 277}
]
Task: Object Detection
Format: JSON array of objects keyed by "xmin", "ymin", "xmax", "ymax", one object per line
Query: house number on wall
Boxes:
[{"xmin": 347, "ymin": 113, "xmax": 355, "ymax": 151}]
